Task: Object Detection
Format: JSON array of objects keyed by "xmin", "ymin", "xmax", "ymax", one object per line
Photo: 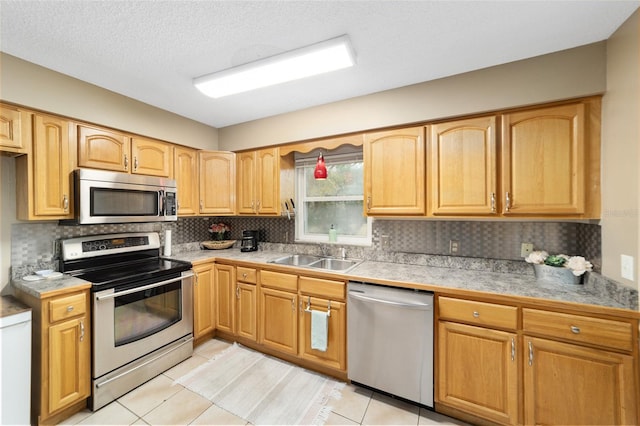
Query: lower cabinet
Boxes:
[
  {"xmin": 298, "ymin": 296, "xmax": 346, "ymax": 371},
  {"xmin": 437, "ymin": 321, "xmax": 518, "ymax": 425},
  {"xmin": 235, "ymin": 266, "xmax": 258, "ymax": 342},
  {"xmin": 193, "ymin": 261, "xmax": 215, "ymax": 340},
  {"xmin": 213, "ymin": 263, "xmax": 235, "ymax": 334},
  {"xmin": 259, "ymin": 286, "xmax": 298, "ymax": 356},
  {"xmin": 15, "ymin": 286, "xmax": 91, "ymax": 425},
  {"xmin": 437, "ymin": 296, "xmax": 640, "ymax": 426}
]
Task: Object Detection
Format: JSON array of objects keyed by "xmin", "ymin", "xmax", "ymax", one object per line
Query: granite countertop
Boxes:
[
  {"xmin": 0, "ymin": 295, "xmax": 31, "ymax": 319},
  {"xmin": 171, "ymin": 248, "xmax": 639, "ymax": 314},
  {"xmin": 12, "ymin": 275, "xmax": 91, "ymax": 299}
]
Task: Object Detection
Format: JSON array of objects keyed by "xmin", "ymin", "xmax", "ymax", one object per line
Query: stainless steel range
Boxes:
[{"xmin": 60, "ymin": 232, "xmax": 194, "ymax": 411}]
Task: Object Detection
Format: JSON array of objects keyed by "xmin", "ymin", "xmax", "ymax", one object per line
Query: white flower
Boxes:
[
  {"xmin": 525, "ymin": 251, "xmax": 548, "ymax": 264},
  {"xmin": 566, "ymin": 256, "xmax": 593, "ymax": 276}
]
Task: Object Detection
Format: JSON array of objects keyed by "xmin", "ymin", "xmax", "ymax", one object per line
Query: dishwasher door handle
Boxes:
[{"xmin": 348, "ymin": 291, "xmax": 431, "ymax": 309}]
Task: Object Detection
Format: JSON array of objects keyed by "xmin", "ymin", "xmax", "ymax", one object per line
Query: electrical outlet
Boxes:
[
  {"xmin": 621, "ymin": 254, "xmax": 634, "ymax": 281},
  {"xmin": 520, "ymin": 243, "xmax": 534, "ymax": 258},
  {"xmin": 380, "ymin": 235, "xmax": 390, "ymax": 249},
  {"xmin": 449, "ymin": 240, "xmax": 459, "ymax": 254}
]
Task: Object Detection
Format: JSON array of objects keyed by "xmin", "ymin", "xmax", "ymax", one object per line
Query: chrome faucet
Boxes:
[{"xmin": 341, "ymin": 247, "xmax": 346, "ymax": 259}]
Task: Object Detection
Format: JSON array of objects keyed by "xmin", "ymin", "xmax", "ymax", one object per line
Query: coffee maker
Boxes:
[{"xmin": 240, "ymin": 230, "xmax": 259, "ymax": 252}]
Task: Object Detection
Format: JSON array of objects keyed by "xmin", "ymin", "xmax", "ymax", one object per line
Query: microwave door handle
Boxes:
[{"xmin": 159, "ymin": 190, "xmax": 165, "ymax": 216}]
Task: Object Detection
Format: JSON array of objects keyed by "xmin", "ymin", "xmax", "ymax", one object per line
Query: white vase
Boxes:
[{"xmin": 533, "ymin": 264, "xmax": 583, "ymax": 284}]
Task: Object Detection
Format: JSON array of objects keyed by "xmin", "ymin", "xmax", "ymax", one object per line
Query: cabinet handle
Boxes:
[
  {"xmin": 236, "ymin": 285, "xmax": 240, "ymax": 299},
  {"xmin": 490, "ymin": 192, "xmax": 496, "ymax": 213},
  {"xmin": 124, "ymin": 154, "xmax": 129, "ymax": 170},
  {"xmin": 511, "ymin": 337, "xmax": 516, "ymax": 361},
  {"xmin": 194, "ymin": 273, "xmax": 198, "ymax": 286},
  {"xmin": 367, "ymin": 196, "xmax": 371, "ymax": 212},
  {"xmin": 256, "ymin": 199, "xmax": 261, "ymax": 212},
  {"xmin": 291, "ymin": 297, "xmax": 296, "ymax": 312},
  {"xmin": 134, "ymin": 156, "xmax": 139, "ymax": 171},
  {"xmin": 528, "ymin": 341, "xmax": 533, "ymax": 366},
  {"xmin": 570, "ymin": 325, "xmax": 581, "ymax": 334},
  {"xmin": 505, "ymin": 192, "xmax": 511, "ymax": 212},
  {"xmin": 67, "ymin": 305, "xmax": 74, "ymax": 313},
  {"xmin": 472, "ymin": 311, "xmax": 480, "ymax": 318},
  {"xmin": 79, "ymin": 319, "xmax": 85, "ymax": 342},
  {"xmin": 199, "ymin": 200, "xmax": 203, "ymax": 210},
  {"xmin": 242, "ymin": 273, "xmax": 248, "ymax": 279},
  {"xmin": 63, "ymin": 194, "xmax": 69, "ymax": 212}
]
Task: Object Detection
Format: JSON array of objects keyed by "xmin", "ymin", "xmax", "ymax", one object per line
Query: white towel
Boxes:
[{"xmin": 311, "ymin": 310, "xmax": 328, "ymax": 352}]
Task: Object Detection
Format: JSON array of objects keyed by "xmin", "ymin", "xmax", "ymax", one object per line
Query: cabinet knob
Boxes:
[
  {"xmin": 472, "ymin": 311, "xmax": 480, "ymax": 318},
  {"xmin": 67, "ymin": 305, "xmax": 74, "ymax": 312},
  {"xmin": 570, "ymin": 325, "xmax": 581, "ymax": 334},
  {"xmin": 242, "ymin": 273, "xmax": 248, "ymax": 278}
]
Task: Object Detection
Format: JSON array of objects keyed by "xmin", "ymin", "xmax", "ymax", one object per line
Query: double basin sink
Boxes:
[{"xmin": 268, "ymin": 254, "xmax": 361, "ymax": 273}]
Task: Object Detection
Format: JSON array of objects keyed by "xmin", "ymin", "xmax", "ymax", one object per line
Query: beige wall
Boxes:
[
  {"xmin": 0, "ymin": 53, "xmax": 219, "ymax": 150},
  {"xmin": 602, "ymin": 10, "xmax": 640, "ymax": 296},
  {"xmin": 219, "ymin": 42, "xmax": 606, "ymax": 150}
]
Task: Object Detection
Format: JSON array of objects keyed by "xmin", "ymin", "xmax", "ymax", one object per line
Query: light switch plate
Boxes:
[
  {"xmin": 520, "ymin": 243, "xmax": 534, "ymax": 258},
  {"xmin": 621, "ymin": 254, "xmax": 634, "ymax": 281}
]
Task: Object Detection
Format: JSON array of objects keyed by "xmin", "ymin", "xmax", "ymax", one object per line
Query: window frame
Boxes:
[{"xmin": 295, "ymin": 151, "xmax": 372, "ymax": 246}]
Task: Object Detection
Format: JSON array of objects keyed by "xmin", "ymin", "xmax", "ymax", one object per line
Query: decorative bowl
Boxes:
[
  {"xmin": 533, "ymin": 264, "xmax": 583, "ymax": 285},
  {"xmin": 201, "ymin": 240, "xmax": 236, "ymax": 250}
]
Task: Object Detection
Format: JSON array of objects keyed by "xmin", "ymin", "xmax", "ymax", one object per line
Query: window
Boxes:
[{"xmin": 295, "ymin": 150, "xmax": 372, "ymax": 245}]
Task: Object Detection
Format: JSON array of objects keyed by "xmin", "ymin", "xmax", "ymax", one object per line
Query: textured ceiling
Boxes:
[{"xmin": 1, "ymin": 1, "xmax": 638, "ymax": 128}]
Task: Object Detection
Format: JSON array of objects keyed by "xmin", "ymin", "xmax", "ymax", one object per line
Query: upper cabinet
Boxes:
[
  {"xmin": 0, "ymin": 103, "xmax": 30, "ymax": 155},
  {"xmin": 237, "ymin": 147, "xmax": 281, "ymax": 215},
  {"xmin": 16, "ymin": 112, "xmax": 75, "ymax": 220},
  {"xmin": 364, "ymin": 126, "xmax": 426, "ymax": 215},
  {"xmin": 428, "ymin": 117, "xmax": 497, "ymax": 216},
  {"xmin": 130, "ymin": 137, "xmax": 172, "ymax": 177},
  {"xmin": 78, "ymin": 124, "xmax": 172, "ymax": 177},
  {"xmin": 174, "ymin": 146, "xmax": 199, "ymax": 216},
  {"xmin": 199, "ymin": 151, "xmax": 236, "ymax": 215},
  {"xmin": 501, "ymin": 103, "xmax": 586, "ymax": 216},
  {"xmin": 77, "ymin": 124, "xmax": 130, "ymax": 172}
]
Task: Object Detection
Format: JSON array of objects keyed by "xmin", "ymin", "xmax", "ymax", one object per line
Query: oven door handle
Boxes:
[{"xmin": 96, "ymin": 272, "xmax": 194, "ymax": 301}]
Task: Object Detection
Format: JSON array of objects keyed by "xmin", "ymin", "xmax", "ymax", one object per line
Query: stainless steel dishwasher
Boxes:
[{"xmin": 347, "ymin": 281, "xmax": 434, "ymax": 407}]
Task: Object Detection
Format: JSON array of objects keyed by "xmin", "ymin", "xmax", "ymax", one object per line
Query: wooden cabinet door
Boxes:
[
  {"xmin": 214, "ymin": 264, "xmax": 235, "ymax": 334},
  {"xmin": 131, "ymin": 137, "xmax": 172, "ymax": 177},
  {"xmin": 78, "ymin": 124, "xmax": 130, "ymax": 172},
  {"xmin": 237, "ymin": 151, "xmax": 257, "ymax": 214},
  {"xmin": 429, "ymin": 117, "xmax": 497, "ymax": 215},
  {"xmin": 0, "ymin": 103, "xmax": 29, "ymax": 153},
  {"xmin": 31, "ymin": 113, "xmax": 73, "ymax": 218},
  {"xmin": 259, "ymin": 287, "xmax": 298, "ymax": 356},
  {"xmin": 524, "ymin": 336, "xmax": 638, "ymax": 426},
  {"xmin": 193, "ymin": 263, "xmax": 215, "ymax": 339},
  {"xmin": 48, "ymin": 315, "xmax": 90, "ymax": 414},
  {"xmin": 437, "ymin": 321, "xmax": 518, "ymax": 425},
  {"xmin": 298, "ymin": 297, "xmax": 346, "ymax": 371},
  {"xmin": 256, "ymin": 147, "xmax": 280, "ymax": 215},
  {"xmin": 174, "ymin": 146, "xmax": 199, "ymax": 216},
  {"xmin": 199, "ymin": 151, "xmax": 236, "ymax": 215},
  {"xmin": 364, "ymin": 126, "xmax": 425, "ymax": 215},
  {"xmin": 501, "ymin": 103, "xmax": 585, "ymax": 215},
  {"xmin": 236, "ymin": 282, "xmax": 257, "ymax": 341}
]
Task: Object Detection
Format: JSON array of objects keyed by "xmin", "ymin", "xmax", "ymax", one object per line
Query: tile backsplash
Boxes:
[{"xmin": 10, "ymin": 216, "xmax": 600, "ymax": 273}]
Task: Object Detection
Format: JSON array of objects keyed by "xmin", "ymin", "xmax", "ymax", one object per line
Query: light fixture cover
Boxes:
[
  {"xmin": 314, "ymin": 152, "xmax": 327, "ymax": 180},
  {"xmin": 194, "ymin": 35, "xmax": 355, "ymax": 98}
]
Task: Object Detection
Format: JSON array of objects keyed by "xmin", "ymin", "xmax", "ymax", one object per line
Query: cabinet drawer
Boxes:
[
  {"xmin": 236, "ymin": 266, "xmax": 257, "ymax": 284},
  {"xmin": 299, "ymin": 276, "xmax": 345, "ymax": 300},
  {"xmin": 523, "ymin": 308, "xmax": 633, "ymax": 352},
  {"xmin": 260, "ymin": 270, "xmax": 298, "ymax": 292},
  {"xmin": 49, "ymin": 292, "xmax": 86, "ymax": 323},
  {"xmin": 438, "ymin": 297, "xmax": 518, "ymax": 330}
]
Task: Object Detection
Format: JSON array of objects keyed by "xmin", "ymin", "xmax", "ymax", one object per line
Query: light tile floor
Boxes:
[{"xmin": 60, "ymin": 338, "xmax": 469, "ymax": 426}]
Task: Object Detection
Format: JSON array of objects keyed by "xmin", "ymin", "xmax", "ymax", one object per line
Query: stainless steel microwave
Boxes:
[{"xmin": 70, "ymin": 169, "xmax": 177, "ymax": 224}]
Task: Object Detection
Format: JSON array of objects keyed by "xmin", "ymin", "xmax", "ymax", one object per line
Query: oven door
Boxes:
[{"xmin": 92, "ymin": 271, "xmax": 194, "ymax": 378}]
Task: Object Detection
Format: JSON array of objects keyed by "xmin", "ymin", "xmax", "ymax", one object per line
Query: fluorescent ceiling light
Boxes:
[{"xmin": 194, "ymin": 35, "xmax": 355, "ymax": 98}]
